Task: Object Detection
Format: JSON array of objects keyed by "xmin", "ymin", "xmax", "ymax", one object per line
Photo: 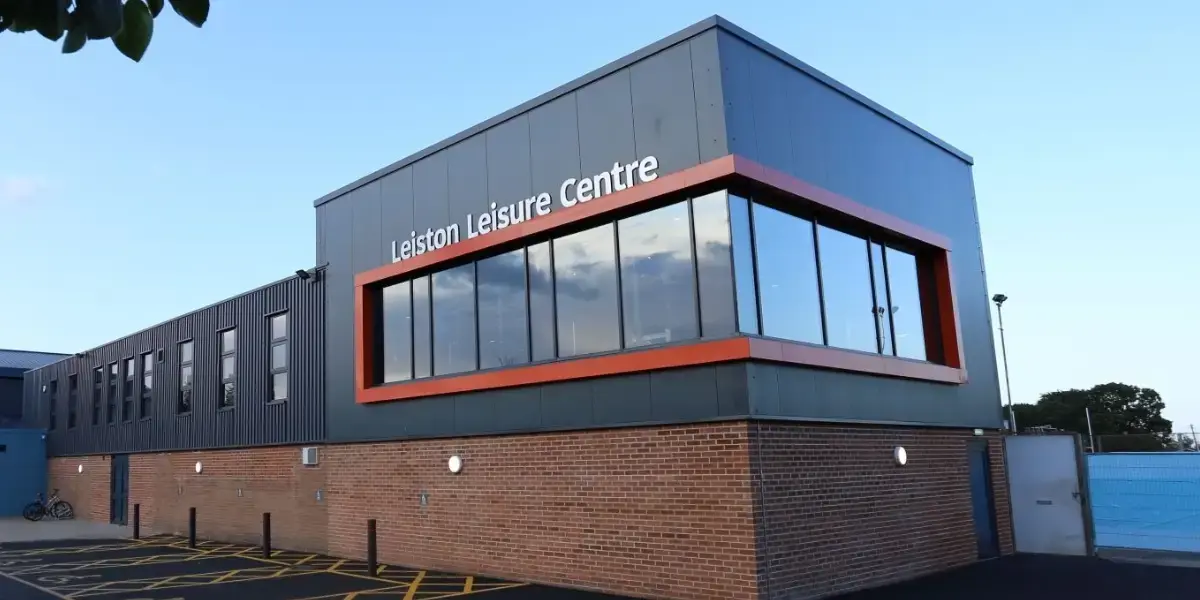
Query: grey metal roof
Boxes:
[{"xmin": 0, "ymin": 348, "xmax": 69, "ymax": 370}]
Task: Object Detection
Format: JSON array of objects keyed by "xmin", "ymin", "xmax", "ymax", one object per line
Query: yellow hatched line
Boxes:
[
  {"xmin": 211, "ymin": 569, "xmax": 242, "ymax": 583},
  {"xmin": 403, "ymin": 571, "xmax": 427, "ymax": 600},
  {"xmin": 462, "ymin": 576, "xmax": 473, "ymax": 593},
  {"xmin": 144, "ymin": 574, "xmax": 183, "ymax": 590}
]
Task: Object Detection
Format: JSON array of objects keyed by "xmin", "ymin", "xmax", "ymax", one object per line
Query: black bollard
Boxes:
[
  {"xmin": 262, "ymin": 512, "xmax": 272, "ymax": 559},
  {"xmin": 132, "ymin": 504, "xmax": 140, "ymax": 539},
  {"xmin": 188, "ymin": 507, "xmax": 196, "ymax": 548},
  {"xmin": 366, "ymin": 519, "xmax": 377, "ymax": 577}
]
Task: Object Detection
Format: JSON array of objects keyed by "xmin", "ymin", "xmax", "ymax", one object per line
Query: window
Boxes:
[
  {"xmin": 140, "ymin": 352, "xmax": 153, "ymax": 418},
  {"xmin": 817, "ymin": 226, "xmax": 878, "ymax": 354},
  {"xmin": 92, "ymin": 367, "xmax": 102, "ymax": 425},
  {"xmin": 729, "ymin": 194, "xmax": 760, "ymax": 335},
  {"xmin": 618, "ymin": 200, "xmax": 698, "ymax": 348},
  {"xmin": 691, "ymin": 191, "xmax": 737, "ymax": 338},
  {"xmin": 554, "ymin": 223, "xmax": 620, "ymax": 358},
  {"xmin": 884, "ymin": 248, "xmax": 927, "ymax": 361},
  {"xmin": 107, "ymin": 363, "xmax": 117, "ymax": 424},
  {"xmin": 47, "ymin": 379, "xmax": 57, "ymax": 430},
  {"xmin": 432, "ymin": 263, "xmax": 477, "ymax": 375},
  {"xmin": 269, "ymin": 313, "xmax": 289, "ymax": 401},
  {"xmin": 751, "ymin": 203, "xmax": 823, "ymax": 344},
  {"xmin": 381, "ymin": 283, "xmax": 413, "ymax": 383},
  {"xmin": 412, "ymin": 276, "xmax": 432, "ymax": 379},
  {"xmin": 527, "ymin": 242, "xmax": 556, "ymax": 361},
  {"xmin": 67, "ymin": 374, "xmax": 78, "ymax": 429},
  {"xmin": 870, "ymin": 242, "xmax": 893, "ymax": 356},
  {"xmin": 477, "ymin": 249, "xmax": 529, "ymax": 369},
  {"xmin": 178, "ymin": 340, "xmax": 193, "ymax": 414},
  {"xmin": 122, "ymin": 357, "xmax": 135, "ymax": 421},
  {"xmin": 219, "ymin": 328, "xmax": 236, "ymax": 409}
]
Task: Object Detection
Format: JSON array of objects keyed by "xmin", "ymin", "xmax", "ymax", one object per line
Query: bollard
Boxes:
[
  {"xmin": 366, "ymin": 519, "xmax": 377, "ymax": 577},
  {"xmin": 188, "ymin": 507, "xmax": 196, "ymax": 548},
  {"xmin": 133, "ymin": 504, "xmax": 140, "ymax": 539},
  {"xmin": 262, "ymin": 512, "xmax": 272, "ymax": 559}
]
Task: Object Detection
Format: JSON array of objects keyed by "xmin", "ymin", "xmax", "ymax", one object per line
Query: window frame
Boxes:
[
  {"xmin": 121, "ymin": 356, "xmax": 136, "ymax": 422},
  {"xmin": 268, "ymin": 312, "xmax": 289, "ymax": 403},
  {"xmin": 217, "ymin": 327, "xmax": 237, "ymax": 410},
  {"xmin": 106, "ymin": 362, "xmax": 118, "ymax": 425},
  {"xmin": 139, "ymin": 351, "xmax": 154, "ymax": 420},
  {"xmin": 91, "ymin": 366, "xmax": 103, "ymax": 426},
  {"xmin": 67, "ymin": 373, "xmax": 78, "ymax": 429},
  {"xmin": 47, "ymin": 379, "xmax": 58, "ymax": 430},
  {"xmin": 177, "ymin": 339, "xmax": 194, "ymax": 416}
]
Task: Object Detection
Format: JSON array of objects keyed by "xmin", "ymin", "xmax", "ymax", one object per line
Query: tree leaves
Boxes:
[
  {"xmin": 112, "ymin": 0, "xmax": 153, "ymax": 62},
  {"xmin": 169, "ymin": 0, "xmax": 208, "ymax": 27},
  {"xmin": 0, "ymin": 0, "xmax": 210, "ymax": 61}
]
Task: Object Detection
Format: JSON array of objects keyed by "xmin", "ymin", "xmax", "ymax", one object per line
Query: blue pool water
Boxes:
[{"xmin": 1087, "ymin": 453, "xmax": 1200, "ymax": 552}]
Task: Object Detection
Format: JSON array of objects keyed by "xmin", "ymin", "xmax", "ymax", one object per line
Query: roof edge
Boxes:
[{"xmin": 312, "ymin": 14, "xmax": 973, "ymax": 209}]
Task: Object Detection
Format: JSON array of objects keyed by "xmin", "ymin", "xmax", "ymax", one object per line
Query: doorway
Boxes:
[
  {"xmin": 967, "ymin": 439, "xmax": 1000, "ymax": 558},
  {"xmin": 109, "ymin": 454, "xmax": 129, "ymax": 525},
  {"xmin": 1005, "ymin": 434, "xmax": 1091, "ymax": 555}
]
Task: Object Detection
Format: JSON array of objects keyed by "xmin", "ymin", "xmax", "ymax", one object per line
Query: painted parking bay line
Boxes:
[
  {"xmin": 78, "ymin": 571, "xmax": 394, "ymax": 600},
  {"xmin": 0, "ymin": 545, "xmax": 195, "ymax": 569}
]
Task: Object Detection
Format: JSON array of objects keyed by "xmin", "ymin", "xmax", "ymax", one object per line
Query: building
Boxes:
[
  {"xmin": 1, "ymin": 348, "xmax": 67, "ymax": 427},
  {"xmin": 22, "ymin": 16, "xmax": 1013, "ymax": 600}
]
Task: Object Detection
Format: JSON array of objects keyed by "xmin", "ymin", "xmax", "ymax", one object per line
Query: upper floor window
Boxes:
[
  {"xmin": 67, "ymin": 374, "xmax": 78, "ymax": 429},
  {"xmin": 47, "ymin": 379, "xmax": 58, "ymax": 430},
  {"xmin": 140, "ymin": 352, "xmax": 154, "ymax": 419},
  {"xmin": 178, "ymin": 340, "xmax": 194, "ymax": 414},
  {"xmin": 106, "ymin": 363, "xmax": 118, "ymax": 424},
  {"xmin": 91, "ymin": 367, "xmax": 102, "ymax": 425},
  {"xmin": 269, "ymin": 313, "xmax": 289, "ymax": 402},
  {"xmin": 219, "ymin": 328, "xmax": 236, "ymax": 409},
  {"xmin": 122, "ymin": 357, "xmax": 135, "ymax": 422}
]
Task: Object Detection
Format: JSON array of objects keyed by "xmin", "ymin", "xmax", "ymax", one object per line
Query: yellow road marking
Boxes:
[
  {"xmin": 0, "ymin": 570, "xmax": 72, "ymax": 600},
  {"xmin": 295, "ymin": 553, "xmax": 318, "ymax": 566},
  {"xmin": 328, "ymin": 559, "xmax": 348, "ymax": 572},
  {"xmin": 211, "ymin": 569, "xmax": 241, "ymax": 583},
  {"xmin": 403, "ymin": 570, "xmax": 427, "ymax": 600},
  {"xmin": 463, "ymin": 576, "xmax": 473, "ymax": 593}
]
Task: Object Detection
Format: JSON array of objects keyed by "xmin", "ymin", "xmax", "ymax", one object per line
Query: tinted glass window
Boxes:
[
  {"xmin": 691, "ymin": 191, "xmax": 736, "ymax": 338},
  {"xmin": 554, "ymin": 223, "xmax": 620, "ymax": 358},
  {"xmin": 817, "ymin": 226, "xmax": 877, "ymax": 353},
  {"xmin": 477, "ymin": 249, "xmax": 530, "ymax": 369},
  {"xmin": 221, "ymin": 329, "xmax": 236, "ymax": 352},
  {"xmin": 618, "ymin": 200, "xmax": 697, "ymax": 348},
  {"xmin": 181, "ymin": 341, "xmax": 193, "ymax": 363},
  {"xmin": 432, "ymin": 264, "xmax": 477, "ymax": 375},
  {"xmin": 870, "ymin": 242, "xmax": 893, "ymax": 355},
  {"xmin": 272, "ymin": 372, "xmax": 288, "ymax": 402},
  {"xmin": 886, "ymin": 248, "xmax": 927, "ymax": 361},
  {"xmin": 752, "ymin": 203, "xmax": 823, "ymax": 344},
  {"xmin": 729, "ymin": 195, "xmax": 760, "ymax": 335},
  {"xmin": 381, "ymin": 281, "xmax": 413, "ymax": 383},
  {"xmin": 221, "ymin": 356, "xmax": 235, "ymax": 379},
  {"xmin": 412, "ymin": 275, "xmax": 432, "ymax": 378},
  {"xmin": 527, "ymin": 242, "xmax": 556, "ymax": 361},
  {"xmin": 270, "ymin": 314, "xmax": 288, "ymax": 341},
  {"xmin": 271, "ymin": 343, "xmax": 288, "ymax": 371}
]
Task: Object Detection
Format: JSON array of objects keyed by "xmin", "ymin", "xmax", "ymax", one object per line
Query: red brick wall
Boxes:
[
  {"xmin": 48, "ymin": 456, "xmax": 111, "ymax": 522},
  {"xmin": 129, "ymin": 448, "xmax": 328, "ymax": 553},
  {"xmin": 323, "ymin": 424, "xmax": 760, "ymax": 600},
  {"xmin": 749, "ymin": 424, "xmax": 1015, "ymax": 600}
]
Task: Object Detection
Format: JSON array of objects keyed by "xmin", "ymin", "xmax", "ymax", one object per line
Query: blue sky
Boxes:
[{"xmin": 2, "ymin": 1, "xmax": 1197, "ymax": 427}]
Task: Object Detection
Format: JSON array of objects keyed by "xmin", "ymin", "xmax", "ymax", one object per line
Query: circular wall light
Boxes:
[
  {"xmin": 894, "ymin": 446, "xmax": 908, "ymax": 466},
  {"xmin": 194, "ymin": 461, "xmax": 203, "ymax": 474},
  {"xmin": 447, "ymin": 455, "xmax": 463, "ymax": 474},
  {"xmin": 78, "ymin": 464, "xmax": 84, "ymax": 474}
]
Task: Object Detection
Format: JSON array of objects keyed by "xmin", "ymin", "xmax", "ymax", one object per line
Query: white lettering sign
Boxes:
[{"xmin": 390, "ymin": 156, "xmax": 658, "ymax": 263}]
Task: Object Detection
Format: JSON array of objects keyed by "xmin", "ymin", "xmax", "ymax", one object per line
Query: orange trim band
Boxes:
[{"xmin": 353, "ymin": 155, "xmax": 969, "ymax": 405}]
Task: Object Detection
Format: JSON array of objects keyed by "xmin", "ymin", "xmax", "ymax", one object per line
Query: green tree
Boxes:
[
  {"xmin": 0, "ymin": 0, "xmax": 209, "ymax": 62},
  {"xmin": 1017, "ymin": 382, "xmax": 1174, "ymax": 450}
]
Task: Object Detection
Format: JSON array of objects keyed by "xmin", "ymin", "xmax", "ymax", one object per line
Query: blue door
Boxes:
[
  {"xmin": 110, "ymin": 454, "xmax": 129, "ymax": 525},
  {"xmin": 0, "ymin": 429, "xmax": 47, "ymax": 517},
  {"xmin": 968, "ymin": 440, "xmax": 1001, "ymax": 558}
]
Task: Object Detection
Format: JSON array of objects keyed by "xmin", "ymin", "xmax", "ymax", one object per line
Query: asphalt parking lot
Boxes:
[{"xmin": 0, "ymin": 535, "xmax": 631, "ymax": 600}]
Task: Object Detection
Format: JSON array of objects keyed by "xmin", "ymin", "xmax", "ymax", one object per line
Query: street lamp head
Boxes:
[{"xmin": 992, "ymin": 293, "xmax": 1008, "ymax": 306}]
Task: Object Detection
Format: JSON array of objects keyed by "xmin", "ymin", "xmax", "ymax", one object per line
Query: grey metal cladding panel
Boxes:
[
  {"xmin": 629, "ymin": 41, "xmax": 700, "ymax": 175},
  {"xmin": 446, "ymin": 134, "xmax": 489, "ymax": 224},
  {"xmin": 747, "ymin": 362, "xmax": 999, "ymax": 428},
  {"xmin": 485, "ymin": 116, "xmax": 533, "ymax": 206},
  {"xmin": 36, "ymin": 276, "xmax": 325, "ymax": 457},
  {"xmin": 688, "ymin": 29, "xmax": 729, "ymax": 163},
  {"xmin": 411, "ymin": 152, "xmax": 450, "ymax": 236},
  {"xmin": 322, "ymin": 200, "xmax": 356, "ymax": 442},
  {"xmin": 380, "ymin": 167, "xmax": 415, "ymax": 259},
  {"xmin": 717, "ymin": 33, "xmax": 1001, "ymax": 428},
  {"xmin": 316, "ymin": 204, "xmax": 327, "ymax": 266},
  {"xmin": 576, "ymin": 70, "xmax": 637, "ymax": 178},
  {"xmin": 527, "ymin": 94, "xmax": 582, "ymax": 197},
  {"xmin": 351, "ymin": 182, "xmax": 384, "ymax": 273},
  {"xmin": 325, "ymin": 364, "xmax": 749, "ymax": 443}
]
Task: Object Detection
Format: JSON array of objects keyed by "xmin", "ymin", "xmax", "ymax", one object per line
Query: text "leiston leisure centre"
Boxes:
[{"xmin": 390, "ymin": 156, "xmax": 660, "ymax": 263}]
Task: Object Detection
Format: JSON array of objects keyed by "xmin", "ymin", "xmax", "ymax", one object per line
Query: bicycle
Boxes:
[{"xmin": 22, "ymin": 489, "xmax": 75, "ymax": 522}]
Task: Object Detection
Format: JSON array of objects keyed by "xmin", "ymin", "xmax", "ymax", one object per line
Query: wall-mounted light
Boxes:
[
  {"xmin": 295, "ymin": 269, "xmax": 311, "ymax": 280},
  {"xmin": 78, "ymin": 464, "xmax": 84, "ymax": 474},
  {"xmin": 194, "ymin": 461, "xmax": 203, "ymax": 474},
  {"xmin": 448, "ymin": 455, "xmax": 463, "ymax": 474},
  {"xmin": 894, "ymin": 446, "xmax": 908, "ymax": 466}
]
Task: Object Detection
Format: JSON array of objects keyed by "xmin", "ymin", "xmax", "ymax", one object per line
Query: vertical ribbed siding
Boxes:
[{"xmin": 27, "ymin": 273, "xmax": 325, "ymax": 457}]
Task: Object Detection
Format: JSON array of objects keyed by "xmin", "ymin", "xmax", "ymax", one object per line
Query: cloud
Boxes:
[{"xmin": 0, "ymin": 175, "xmax": 47, "ymax": 207}]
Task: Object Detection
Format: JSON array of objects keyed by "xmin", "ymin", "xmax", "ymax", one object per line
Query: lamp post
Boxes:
[{"xmin": 993, "ymin": 293, "xmax": 1017, "ymax": 433}]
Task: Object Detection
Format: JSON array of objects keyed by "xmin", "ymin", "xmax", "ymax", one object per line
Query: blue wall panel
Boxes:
[
  {"xmin": 1088, "ymin": 452, "xmax": 1200, "ymax": 552},
  {"xmin": 0, "ymin": 428, "xmax": 47, "ymax": 517}
]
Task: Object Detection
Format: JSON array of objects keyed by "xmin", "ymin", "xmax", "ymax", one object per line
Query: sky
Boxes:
[{"xmin": 2, "ymin": 1, "xmax": 1197, "ymax": 427}]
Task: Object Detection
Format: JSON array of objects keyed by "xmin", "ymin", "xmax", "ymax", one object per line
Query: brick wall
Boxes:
[
  {"xmin": 129, "ymin": 447, "xmax": 328, "ymax": 553},
  {"xmin": 48, "ymin": 455, "xmax": 110, "ymax": 522},
  {"xmin": 323, "ymin": 423, "xmax": 760, "ymax": 600},
  {"xmin": 750, "ymin": 424, "xmax": 1015, "ymax": 600}
]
